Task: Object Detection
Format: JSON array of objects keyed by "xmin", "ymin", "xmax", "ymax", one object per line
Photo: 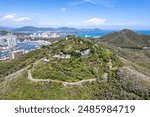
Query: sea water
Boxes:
[
  {"xmin": 1, "ymin": 30, "xmax": 150, "ymax": 58},
  {"xmin": 0, "ymin": 41, "xmax": 50, "ymax": 58},
  {"xmin": 73, "ymin": 30, "xmax": 150, "ymax": 37}
]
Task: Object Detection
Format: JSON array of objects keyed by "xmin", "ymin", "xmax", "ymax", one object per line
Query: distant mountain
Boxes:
[
  {"xmin": 57, "ymin": 27, "xmax": 78, "ymax": 32},
  {"xmin": 96, "ymin": 29, "xmax": 150, "ymax": 47},
  {"xmin": 11, "ymin": 26, "xmax": 102, "ymax": 33},
  {"xmin": 0, "ymin": 26, "xmax": 12, "ymax": 31},
  {"xmin": 11, "ymin": 26, "xmax": 77, "ymax": 33},
  {"xmin": 11, "ymin": 26, "xmax": 55, "ymax": 33},
  {"xmin": 13, "ymin": 26, "xmax": 38, "ymax": 31}
]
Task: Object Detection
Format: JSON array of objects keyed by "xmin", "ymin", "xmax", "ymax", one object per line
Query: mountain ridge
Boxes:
[
  {"xmin": 10, "ymin": 26, "xmax": 102, "ymax": 33},
  {"xmin": 0, "ymin": 29, "xmax": 150, "ymax": 100},
  {"xmin": 0, "ymin": 26, "xmax": 12, "ymax": 31},
  {"xmin": 96, "ymin": 29, "xmax": 150, "ymax": 47}
]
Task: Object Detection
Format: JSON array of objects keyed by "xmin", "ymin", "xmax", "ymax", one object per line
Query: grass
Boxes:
[
  {"xmin": 0, "ymin": 72, "xmax": 143, "ymax": 100},
  {"xmin": 31, "ymin": 37, "xmax": 121, "ymax": 82},
  {"xmin": 0, "ymin": 36, "xmax": 149, "ymax": 100}
]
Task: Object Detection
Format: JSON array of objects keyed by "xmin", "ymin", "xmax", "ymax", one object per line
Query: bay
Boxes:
[
  {"xmin": 1, "ymin": 30, "xmax": 150, "ymax": 58},
  {"xmin": 73, "ymin": 30, "xmax": 150, "ymax": 37}
]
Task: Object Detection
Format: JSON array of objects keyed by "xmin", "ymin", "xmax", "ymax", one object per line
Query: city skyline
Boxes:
[{"xmin": 0, "ymin": 0, "xmax": 150, "ymax": 29}]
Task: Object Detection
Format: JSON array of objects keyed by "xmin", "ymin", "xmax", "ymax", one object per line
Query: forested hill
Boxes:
[
  {"xmin": 0, "ymin": 34, "xmax": 150, "ymax": 100},
  {"xmin": 95, "ymin": 29, "xmax": 150, "ymax": 47}
]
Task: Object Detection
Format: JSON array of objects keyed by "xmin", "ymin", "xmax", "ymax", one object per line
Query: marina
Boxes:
[{"xmin": 0, "ymin": 40, "xmax": 51, "ymax": 59}]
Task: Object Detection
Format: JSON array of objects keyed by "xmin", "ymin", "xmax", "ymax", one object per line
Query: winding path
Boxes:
[
  {"xmin": 2, "ymin": 58, "xmax": 98, "ymax": 87},
  {"xmin": 28, "ymin": 70, "xmax": 97, "ymax": 87},
  {"xmin": 4, "ymin": 67, "xmax": 27, "ymax": 80}
]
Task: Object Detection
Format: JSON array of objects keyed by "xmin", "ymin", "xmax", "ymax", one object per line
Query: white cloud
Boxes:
[
  {"xmin": 65, "ymin": 18, "xmax": 106, "ymax": 27},
  {"xmin": 84, "ymin": 18, "xmax": 106, "ymax": 25},
  {"xmin": 0, "ymin": 14, "xmax": 31, "ymax": 22},
  {"xmin": 38, "ymin": 18, "xmax": 106, "ymax": 27},
  {"xmin": 2, "ymin": 14, "xmax": 16, "ymax": 19},
  {"xmin": 60, "ymin": 8, "xmax": 67, "ymax": 12}
]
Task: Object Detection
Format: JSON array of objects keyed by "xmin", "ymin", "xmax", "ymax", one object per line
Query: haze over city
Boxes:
[{"xmin": 0, "ymin": 0, "xmax": 150, "ymax": 29}]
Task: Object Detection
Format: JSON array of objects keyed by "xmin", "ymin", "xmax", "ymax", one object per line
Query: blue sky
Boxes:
[{"xmin": 0, "ymin": 0, "xmax": 150, "ymax": 29}]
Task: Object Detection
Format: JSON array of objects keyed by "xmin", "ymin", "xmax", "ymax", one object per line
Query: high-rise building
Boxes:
[
  {"xmin": 0, "ymin": 37, "xmax": 7, "ymax": 46},
  {"xmin": 7, "ymin": 33, "xmax": 17, "ymax": 48},
  {"xmin": 0, "ymin": 33, "xmax": 17, "ymax": 48}
]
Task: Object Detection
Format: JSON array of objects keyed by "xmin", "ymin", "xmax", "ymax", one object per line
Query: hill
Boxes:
[
  {"xmin": 11, "ymin": 26, "xmax": 78, "ymax": 33},
  {"xmin": 0, "ymin": 35, "xmax": 150, "ymax": 100},
  {"xmin": 95, "ymin": 29, "xmax": 150, "ymax": 47},
  {"xmin": 31, "ymin": 35, "xmax": 120, "ymax": 82},
  {"xmin": 11, "ymin": 26, "xmax": 55, "ymax": 33},
  {"xmin": 11, "ymin": 26, "xmax": 102, "ymax": 33},
  {"xmin": 0, "ymin": 26, "xmax": 12, "ymax": 31}
]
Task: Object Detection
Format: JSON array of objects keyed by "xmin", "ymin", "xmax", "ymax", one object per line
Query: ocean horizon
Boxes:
[{"xmin": 73, "ymin": 30, "xmax": 150, "ymax": 37}]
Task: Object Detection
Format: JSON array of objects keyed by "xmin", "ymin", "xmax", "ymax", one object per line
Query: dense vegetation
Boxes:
[
  {"xmin": 0, "ymin": 72, "xmax": 144, "ymax": 100},
  {"xmin": 95, "ymin": 29, "xmax": 150, "ymax": 47},
  {"xmin": 0, "ymin": 30, "xmax": 150, "ymax": 100},
  {"xmin": 0, "ymin": 46, "xmax": 50, "ymax": 79},
  {"xmin": 31, "ymin": 36, "xmax": 120, "ymax": 82}
]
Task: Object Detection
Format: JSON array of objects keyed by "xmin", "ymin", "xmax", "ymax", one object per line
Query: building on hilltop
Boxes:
[
  {"xmin": 80, "ymin": 49, "xmax": 91, "ymax": 56},
  {"xmin": 53, "ymin": 52, "xmax": 71, "ymax": 59}
]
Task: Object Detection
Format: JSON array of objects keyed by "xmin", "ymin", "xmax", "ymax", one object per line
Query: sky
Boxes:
[{"xmin": 0, "ymin": 0, "xmax": 150, "ymax": 29}]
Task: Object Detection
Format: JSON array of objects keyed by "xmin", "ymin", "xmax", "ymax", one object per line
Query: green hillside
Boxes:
[
  {"xmin": 0, "ymin": 32, "xmax": 150, "ymax": 100},
  {"xmin": 96, "ymin": 29, "xmax": 150, "ymax": 47},
  {"xmin": 0, "ymin": 71, "xmax": 143, "ymax": 100},
  {"xmin": 31, "ymin": 36, "xmax": 119, "ymax": 82},
  {"xmin": 0, "ymin": 46, "xmax": 50, "ymax": 79}
]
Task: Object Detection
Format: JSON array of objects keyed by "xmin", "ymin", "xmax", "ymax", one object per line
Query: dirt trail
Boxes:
[
  {"xmin": 4, "ymin": 68, "xmax": 27, "ymax": 80},
  {"xmin": 28, "ymin": 70, "xmax": 97, "ymax": 87}
]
